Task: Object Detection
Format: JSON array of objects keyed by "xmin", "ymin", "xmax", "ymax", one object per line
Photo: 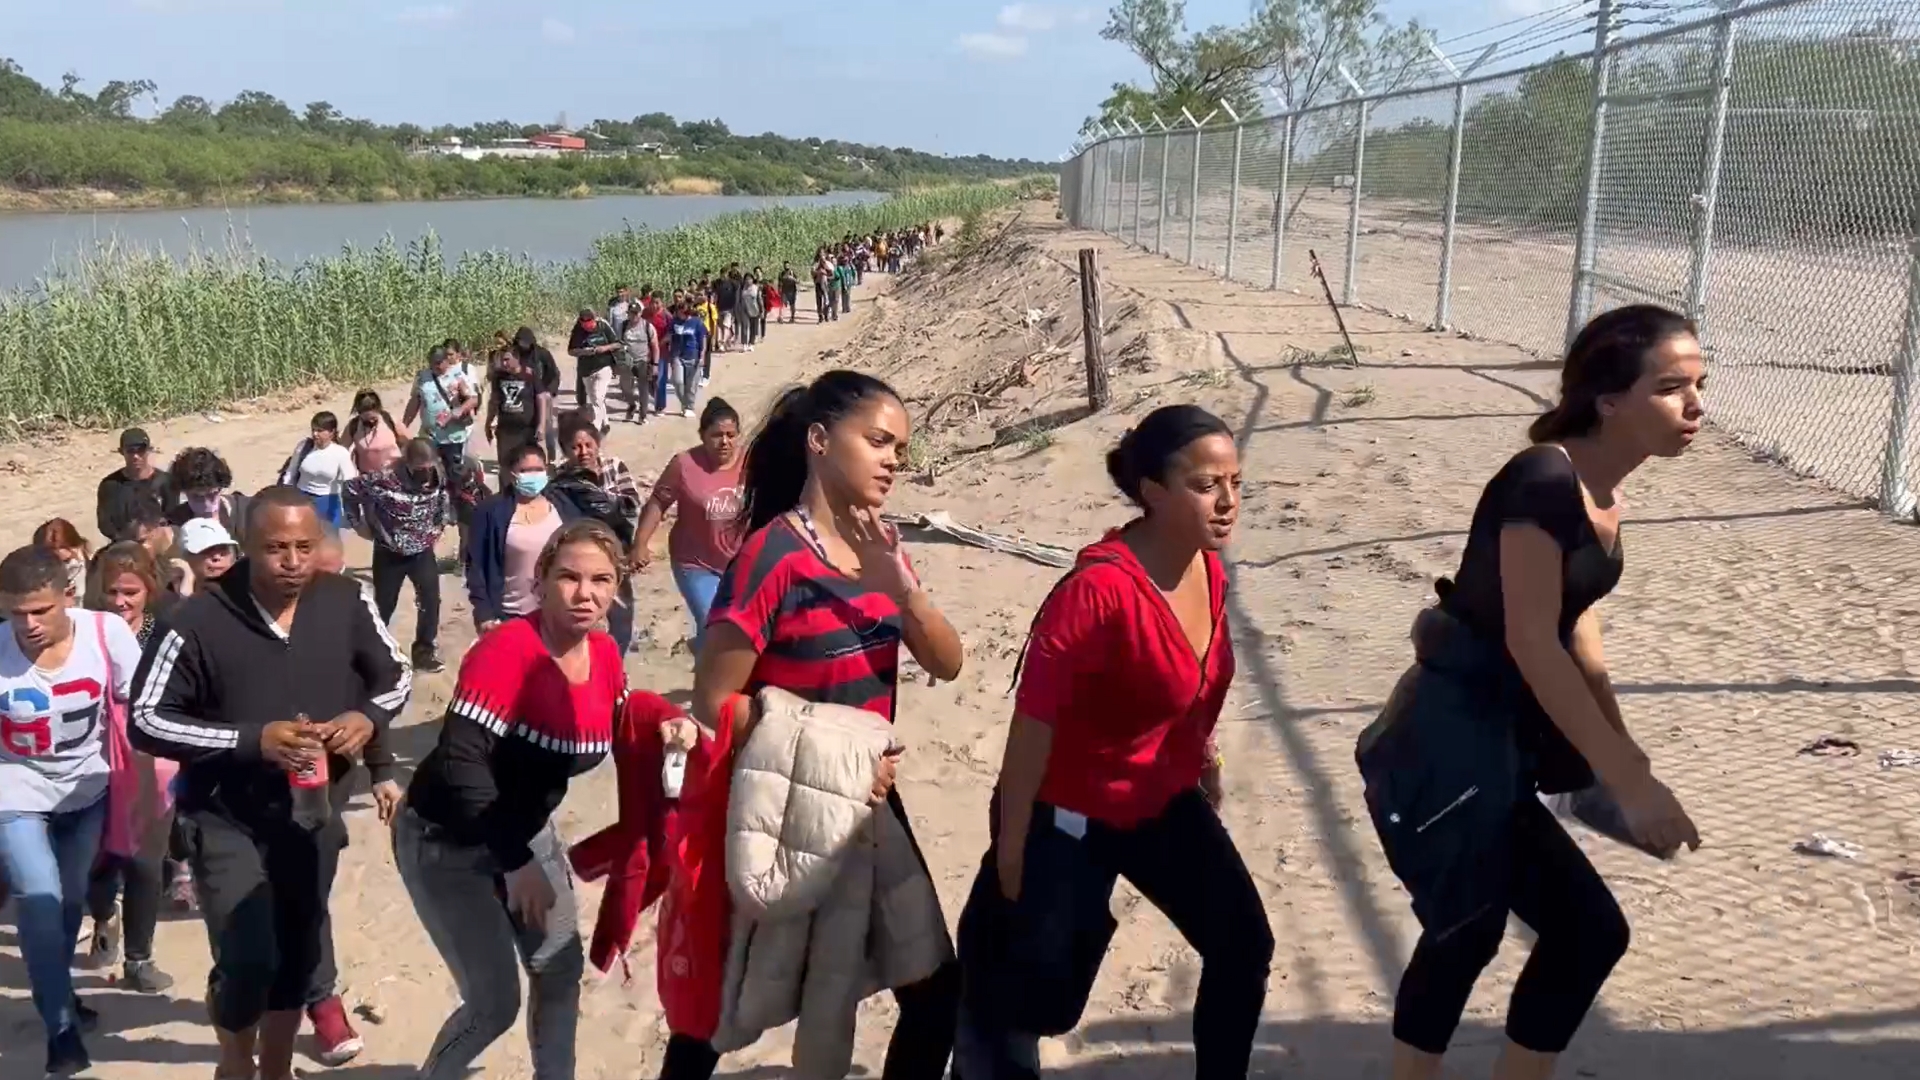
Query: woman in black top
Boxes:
[{"xmin": 1382, "ymin": 304, "xmax": 1703, "ymax": 1080}]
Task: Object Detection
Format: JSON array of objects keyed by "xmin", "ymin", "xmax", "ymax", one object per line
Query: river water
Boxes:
[{"xmin": 0, "ymin": 191, "xmax": 887, "ymax": 292}]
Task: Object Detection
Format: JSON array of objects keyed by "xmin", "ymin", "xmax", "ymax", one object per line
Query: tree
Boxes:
[
  {"xmin": 217, "ymin": 90, "xmax": 296, "ymax": 132},
  {"xmin": 92, "ymin": 79, "xmax": 157, "ymax": 120},
  {"xmin": 1083, "ymin": 0, "xmax": 1428, "ymax": 137},
  {"xmin": 303, "ymin": 100, "xmax": 343, "ymax": 132}
]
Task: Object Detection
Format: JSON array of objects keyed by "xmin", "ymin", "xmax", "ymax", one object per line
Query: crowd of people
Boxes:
[{"xmin": 0, "ymin": 208, "xmax": 1702, "ymax": 1080}]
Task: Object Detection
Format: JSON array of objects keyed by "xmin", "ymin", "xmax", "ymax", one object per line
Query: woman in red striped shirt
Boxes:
[{"xmin": 674, "ymin": 370, "xmax": 966, "ymax": 1080}]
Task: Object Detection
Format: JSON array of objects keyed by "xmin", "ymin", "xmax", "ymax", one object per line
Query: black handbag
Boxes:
[{"xmin": 1356, "ymin": 606, "xmax": 1527, "ymax": 941}]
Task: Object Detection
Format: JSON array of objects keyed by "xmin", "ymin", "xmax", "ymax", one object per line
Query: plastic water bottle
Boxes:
[
  {"xmin": 289, "ymin": 715, "xmax": 331, "ymax": 830},
  {"xmin": 662, "ymin": 747, "xmax": 687, "ymax": 801}
]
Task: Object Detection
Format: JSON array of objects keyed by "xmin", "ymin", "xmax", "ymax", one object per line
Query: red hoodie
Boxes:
[
  {"xmin": 567, "ymin": 690, "xmax": 682, "ymax": 981},
  {"xmin": 1014, "ymin": 530, "xmax": 1234, "ymax": 827}
]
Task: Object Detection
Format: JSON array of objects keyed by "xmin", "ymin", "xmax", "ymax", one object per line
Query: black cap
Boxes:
[{"xmin": 119, "ymin": 428, "xmax": 152, "ymax": 453}]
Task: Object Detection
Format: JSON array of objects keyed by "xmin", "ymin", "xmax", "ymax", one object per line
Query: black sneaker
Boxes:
[
  {"xmin": 69, "ymin": 994, "xmax": 98, "ymax": 1033},
  {"xmin": 122, "ymin": 959, "xmax": 175, "ymax": 994},
  {"xmin": 45, "ymin": 1026, "xmax": 89, "ymax": 1076},
  {"xmin": 412, "ymin": 646, "xmax": 445, "ymax": 674}
]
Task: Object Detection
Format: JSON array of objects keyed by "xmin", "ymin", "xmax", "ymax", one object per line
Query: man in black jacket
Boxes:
[{"xmin": 129, "ymin": 487, "xmax": 411, "ymax": 1080}]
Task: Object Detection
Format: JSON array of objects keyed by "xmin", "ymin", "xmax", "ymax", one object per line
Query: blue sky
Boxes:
[{"xmin": 0, "ymin": 0, "xmax": 1588, "ymax": 160}]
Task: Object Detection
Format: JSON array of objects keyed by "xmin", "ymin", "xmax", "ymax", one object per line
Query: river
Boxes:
[{"xmin": 0, "ymin": 191, "xmax": 887, "ymax": 291}]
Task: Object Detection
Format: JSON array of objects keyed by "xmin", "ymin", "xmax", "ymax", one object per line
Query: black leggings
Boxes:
[
  {"xmin": 1393, "ymin": 795, "xmax": 1629, "ymax": 1055},
  {"xmin": 959, "ymin": 789, "xmax": 1273, "ymax": 1080},
  {"xmin": 372, "ymin": 546, "xmax": 441, "ymax": 652},
  {"xmin": 86, "ymin": 811, "xmax": 173, "ymax": 964},
  {"xmin": 660, "ymin": 788, "xmax": 960, "ymax": 1080}
]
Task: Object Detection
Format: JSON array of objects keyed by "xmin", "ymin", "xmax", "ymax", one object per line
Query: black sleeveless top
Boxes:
[{"xmin": 1440, "ymin": 444, "xmax": 1623, "ymax": 791}]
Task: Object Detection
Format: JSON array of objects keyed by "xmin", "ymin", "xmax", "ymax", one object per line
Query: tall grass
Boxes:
[{"xmin": 0, "ymin": 185, "xmax": 1016, "ymax": 433}]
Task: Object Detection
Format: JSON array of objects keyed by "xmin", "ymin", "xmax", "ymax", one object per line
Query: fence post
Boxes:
[
  {"xmin": 1270, "ymin": 113, "xmax": 1294, "ymax": 289},
  {"xmin": 1225, "ymin": 124, "xmax": 1245, "ymax": 280},
  {"xmin": 1685, "ymin": 10, "xmax": 1737, "ymax": 332},
  {"xmin": 1187, "ymin": 128, "xmax": 1203, "ymax": 265},
  {"xmin": 1121, "ymin": 135, "xmax": 1136, "ymax": 245},
  {"xmin": 1342, "ymin": 100, "xmax": 1370, "ymax": 306},
  {"xmin": 1080, "ymin": 248, "xmax": 1111, "ymax": 410},
  {"xmin": 1436, "ymin": 83, "xmax": 1468, "ymax": 330},
  {"xmin": 1156, "ymin": 131, "xmax": 1172, "ymax": 253},
  {"xmin": 1566, "ymin": 0, "xmax": 1617, "ymax": 346},
  {"xmin": 1883, "ymin": 233, "xmax": 1920, "ymax": 520}
]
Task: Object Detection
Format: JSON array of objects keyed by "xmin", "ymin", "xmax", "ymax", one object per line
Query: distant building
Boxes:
[{"xmin": 530, "ymin": 131, "xmax": 587, "ymax": 151}]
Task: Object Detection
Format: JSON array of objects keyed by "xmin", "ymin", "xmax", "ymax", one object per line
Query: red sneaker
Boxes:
[{"xmin": 306, "ymin": 995, "xmax": 363, "ymax": 1067}]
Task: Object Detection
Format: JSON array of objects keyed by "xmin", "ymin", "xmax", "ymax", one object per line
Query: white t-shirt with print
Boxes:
[{"xmin": 0, "ymin": 611, "xmax": 141, "ymax": 814}]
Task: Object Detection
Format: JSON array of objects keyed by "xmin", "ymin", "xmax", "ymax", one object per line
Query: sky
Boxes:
[{"xmin": 0, "ymin": 0, "xmax": 1599, "ymax": 161}]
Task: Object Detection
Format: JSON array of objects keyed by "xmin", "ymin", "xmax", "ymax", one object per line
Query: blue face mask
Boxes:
[{"xmin": 513, "ymin": 471, "xmax": 549, "ymax": 498}]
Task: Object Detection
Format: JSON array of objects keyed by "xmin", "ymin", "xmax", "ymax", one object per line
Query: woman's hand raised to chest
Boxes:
[{"xmin": 843, "ymin": 509, "xmax": 918, "ymax": 601}]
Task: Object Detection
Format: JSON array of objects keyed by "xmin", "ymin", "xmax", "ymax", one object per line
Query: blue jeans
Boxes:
[
  {"xmin": 308, "ymin": 491, "xmax": 343, "ymax": 527},
  {"xmin": 671, "ymin": 564, "xmax": 722, "ymax": 655},
  {"xmin": 0, "ymin": 796, "xmax": 107, "ymax": 1038}
]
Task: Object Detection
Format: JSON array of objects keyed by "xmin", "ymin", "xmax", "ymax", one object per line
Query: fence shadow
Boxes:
[{"xmin": 1055, "ymin": 1008, "xmax": 1920, "ymax": 1080}]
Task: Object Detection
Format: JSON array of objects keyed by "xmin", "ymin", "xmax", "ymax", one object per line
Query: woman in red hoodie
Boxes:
[{"xmin": 954, "ymin": 404, "xmax": 1271, "ymax": 1080}]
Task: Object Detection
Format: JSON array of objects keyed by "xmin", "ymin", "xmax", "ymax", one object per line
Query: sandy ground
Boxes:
[{"xmin": 6, "ymin": 206, "xmax": 1920, "ymax": 1078}]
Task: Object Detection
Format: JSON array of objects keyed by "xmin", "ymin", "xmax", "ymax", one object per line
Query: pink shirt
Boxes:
[
  {"xmin": 351, "ymin": 416, "xmax": 411, "ymax": 474},
  {"xmin": 649, "ymin": 448, "xmax": 744, "ymax": 574},
  {"xmin": 501, "ymin": 508, "xmax": 565, "ymax": 616}
]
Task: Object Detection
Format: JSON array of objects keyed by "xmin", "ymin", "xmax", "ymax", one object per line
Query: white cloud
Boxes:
[
  {"xmin": 540, "ymin": 17, "xmax": 576, "ymax": 43},
  {"xmin": 393, "ymin": 3, "xmax": 460, "ymax": 23},
  {"xmin": 997, "ymin": 4, "xmax": 1056, "ymax": 32},
  {"xmin": 957, "ymin": 32, "xmax": 1029, "ymax": 59}
]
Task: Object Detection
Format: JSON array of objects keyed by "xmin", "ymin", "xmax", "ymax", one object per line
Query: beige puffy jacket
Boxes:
[{"xmin": 712, "ymin": 687, "xmax": 954, "ymax": 1077}]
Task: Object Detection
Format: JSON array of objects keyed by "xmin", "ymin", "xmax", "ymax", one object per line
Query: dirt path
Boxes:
[
  {"xmin": 7, "ymin": 209, "xmax": 1920, "ymax": 1079},
  {"xmin": 0, "ymin": 284, "xmax": 883, "ymax": 1077}
]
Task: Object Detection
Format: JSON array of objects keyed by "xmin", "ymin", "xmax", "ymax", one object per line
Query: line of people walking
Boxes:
[{"xmin": 3, "ymin": 233, "xmax": 1699, "ymax": 1080}]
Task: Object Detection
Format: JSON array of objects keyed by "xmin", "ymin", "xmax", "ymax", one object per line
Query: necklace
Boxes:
[{"xmin": 789, "ymin": 507, "xmax": 884, "ymax": 634}]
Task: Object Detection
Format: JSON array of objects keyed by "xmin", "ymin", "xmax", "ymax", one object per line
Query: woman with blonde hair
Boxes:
[
  {"xmin": 80, "ymin": 543, "xmax": 180, "ymax": 993},
  {"xmin": 398, "ymin": 518, "xmax": 628, "ymax": 1080}
]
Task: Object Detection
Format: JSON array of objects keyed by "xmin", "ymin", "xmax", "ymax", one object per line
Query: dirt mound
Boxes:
[{"xmin": 835, "ymin": 204, "xmax": 1224, "ymax": 487}]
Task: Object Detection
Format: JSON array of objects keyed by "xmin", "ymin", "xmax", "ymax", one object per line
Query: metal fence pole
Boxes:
[
  {"xmin": 1096, "ymin": 146, "xmax": 1109, "ymax": 234},
  {"xmin": 1884, "ymin": 232, "xmax": 1920, "ymax": 520},
  {"xmin": 1685, "ymin": 10, "xmax": 1737, "ymax": 331},
  {"xmin": 1435, "ymin": 82, "xmax": 1468, "ymax": 330},
  {"xmin": 1225, "ymin": 125, "xmax": 1245, "ymax": 280},
  {"xmin": 1186, "ymin": 128, "xmax": 1203, "ymax": 265},
  {"xmin": 1566, "ymin": 0, "xmax": 1617, "ymax": 346},
  {"xmin": 1156, "ymin": 131, "xmax": 1171, "ymax": 253},
  {"xmin": 1270, "ymin": 113, "xmax": 1294, "ymax": 289},
  {"xmin": 1128, "ymin": 138, "xmax": 1142, "ymax": 244},
  {"xmin": 1342, "ymin": 100, "xmax": 1369, "ymax": 306}
]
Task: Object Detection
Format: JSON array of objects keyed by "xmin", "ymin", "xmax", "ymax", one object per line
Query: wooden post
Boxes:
[{"xmin": 1079, "ymin": 248, "xmax": 1110, "ymax": 410}]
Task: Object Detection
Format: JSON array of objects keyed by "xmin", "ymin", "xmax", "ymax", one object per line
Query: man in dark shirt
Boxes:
[
  {"xmin": 510, "ymin": 327, "xmax": 562, "ymax": 459},
  {"xmin": 96, "ymin": 428, "xmax": 172, "ymax": 543}
]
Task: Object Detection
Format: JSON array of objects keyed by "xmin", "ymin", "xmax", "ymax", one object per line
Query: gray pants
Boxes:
[
  {"xmin": 673, "ymin": 356, "xmax": 701, "ymax": 414},
  {"xmin": 393, "ymin": 808, "xmax": 582, "ymax": 1080}
]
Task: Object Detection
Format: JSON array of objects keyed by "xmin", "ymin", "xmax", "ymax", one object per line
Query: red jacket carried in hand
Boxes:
[{"xmin": 567, "ymin": 690, "xmax": 681, "ymax": 981}]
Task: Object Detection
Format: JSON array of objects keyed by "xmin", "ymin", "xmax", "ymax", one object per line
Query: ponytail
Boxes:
[
  {"xmin": 737, "ymin": 370, "xmax": 901, "ymax": 536},
  {"xmin": 740, "ymin": 386, "xmax": 814, "ymax": 534},
  {"xmin": 1527, "ymin": 403, "xmax": 1579, "ymax": 444}
]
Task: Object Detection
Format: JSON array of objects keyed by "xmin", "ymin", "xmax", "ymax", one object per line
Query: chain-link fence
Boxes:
[{"xmin": 1060, "ymin": 0, "xmax": 1920, "ymax": 519}]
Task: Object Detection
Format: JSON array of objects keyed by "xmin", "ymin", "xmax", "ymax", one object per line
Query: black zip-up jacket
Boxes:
[{"xmin": 129, "ymin": 562, "xmax": 412, "ymax": 826}]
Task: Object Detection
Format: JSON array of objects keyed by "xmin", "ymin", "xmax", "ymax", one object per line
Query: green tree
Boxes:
[{"xmin": 1084, "ymin": 0, "xmax": 1428, "ymax": 137}]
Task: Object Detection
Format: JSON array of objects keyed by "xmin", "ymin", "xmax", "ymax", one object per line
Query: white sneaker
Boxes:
[{"xmin": 683, "ymin": 407, "xmax": 695, "ymax": 418}]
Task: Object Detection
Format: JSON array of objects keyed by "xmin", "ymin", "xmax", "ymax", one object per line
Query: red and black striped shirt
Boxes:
[{"xmin": 708, "ymin": 516, "xmax": 908, "ymax": 721}]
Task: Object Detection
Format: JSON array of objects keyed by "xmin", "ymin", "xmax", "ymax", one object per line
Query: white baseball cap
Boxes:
[{"xmin": 180, "ymin": 518, "xmax": 237, "ymax": 555}]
